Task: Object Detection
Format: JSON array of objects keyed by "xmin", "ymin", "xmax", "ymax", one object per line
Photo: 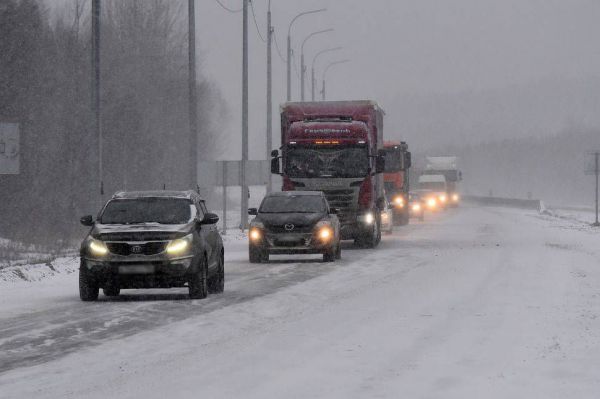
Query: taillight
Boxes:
[
  {"xmin": 358, "ymin": 176, "xmax": 373, "ymax": 209},
  {"xmin": 282, "ymin": 176, "xmax": 295, "ymax": 191}
]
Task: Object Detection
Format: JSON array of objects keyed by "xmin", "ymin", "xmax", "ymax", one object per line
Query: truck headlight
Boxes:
[
  {"xmin": 452, "ymin": 193, "xmax": 460, "ymax": 202},
  {"xmin": 166, "ymin": 234, "xmax": 192, "ymax": 255},
  {"xmin": 439, "ymin": 194, "xmax": 447, "ymax": 203},
  {"xmin": 427, "ymin": 198, "xmax": 437, "ymax": 208},
  {"xmin": 393, "ymin": 196, "xmax": 404, "ymax": 208},
  {"xmin": 364, "ymin": 212, "xmax": 375, "ymax": 225},
  {"xmin": 412, "ymin": 203, "xmax": 421, "ymax": 211},
  {"xmin": 88, "ymin": 238, "xmax": 108, "ymax": 256}
]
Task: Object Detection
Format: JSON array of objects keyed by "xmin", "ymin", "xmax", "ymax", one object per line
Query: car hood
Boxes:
[
  {"xmin": 255, "ymin": 212, "xmax": 325, "ymax": 228},
  {"xmin": 90, "ymin": 222, "xmax": 191, "ymax": 241}
]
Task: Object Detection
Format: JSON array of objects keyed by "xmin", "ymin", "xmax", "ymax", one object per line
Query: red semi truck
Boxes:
[
  {"xmin": 271, "ymin": 101, "xmax": 386, "ymax": 248},
  {"xmin": 383, "ymin": 141, "xmax": 412, "ymax": 225}
]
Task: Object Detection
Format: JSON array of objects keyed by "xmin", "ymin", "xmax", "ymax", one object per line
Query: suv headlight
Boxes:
[
  {"xmin": 166, "ymin": 234, "xmax": 193, "ymax": 255},
  {"xmin": 315, "ymin": 221, "xmax": 334, "ymax": 241},
  {"xmin": 88, "ymin": 238, "xmax": 108, "ymax": 257}
]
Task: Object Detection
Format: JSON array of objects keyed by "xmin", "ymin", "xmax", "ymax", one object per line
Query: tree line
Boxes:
[{"xmin": 0, "ymin": 0, "xmax": 228, "ymax": 245}]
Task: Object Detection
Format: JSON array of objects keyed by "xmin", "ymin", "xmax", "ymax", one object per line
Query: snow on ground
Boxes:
[{"xmin": 1, "ymin": 205, "xmax": 600, "ymax": 398}]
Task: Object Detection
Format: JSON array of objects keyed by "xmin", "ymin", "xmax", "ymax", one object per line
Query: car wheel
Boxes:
[
  {"xmin": 335, "ymin": 241, "xmax": 342, "ymax": 259},
  {"xmin": 189, "ymin": 255, "xmax": 208, "ymax": 299},
  {"xmin": 323, "ymin": 247, "xmax": 336, "ymax": 262},
  {"xmin": 79, "ymin": 261, "xmax": 99, "ymax": 302},
  {"xmin": 249, "ymin": 246, "xmax": 263, "ymax": 263},
  {"xmin": 208, "ymin": 252, "xmax": 225, "ymax": 294}
]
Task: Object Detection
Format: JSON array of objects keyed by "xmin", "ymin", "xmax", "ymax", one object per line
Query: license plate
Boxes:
[{"xmin": 118, "ymin": 265, "xmax": 155, "ymax": 274}]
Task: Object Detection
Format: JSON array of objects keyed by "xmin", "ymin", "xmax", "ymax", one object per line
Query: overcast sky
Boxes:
[{"xmin": 195, "ymin": 0, "xmax": 600, "ymax": 158}]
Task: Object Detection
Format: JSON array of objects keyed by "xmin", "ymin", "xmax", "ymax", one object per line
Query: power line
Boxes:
[
  {"xmin": 272, "ymin": 31, "xmax": 287, "ymax": 63},
  {"xmin": 214, "ymin": 0, "xmax": 242, "ymax": 13},
  {"xmin": 249, "ymin": 0, "xmax": 266, "ymax": 43}
]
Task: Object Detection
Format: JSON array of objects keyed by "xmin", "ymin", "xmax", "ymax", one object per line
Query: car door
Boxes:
[{"xmin": 199, "ymin": 200, "xmax": 219, "ymax": 269}]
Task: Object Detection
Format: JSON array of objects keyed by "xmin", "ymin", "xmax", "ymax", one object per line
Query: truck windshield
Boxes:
[
  {"xmin": 260, "ymin": 195, "xmax": 326, "ymax": 213},
  {"xmin": 285, "ymin": 146, "xmax": 369, "ymax": 178},
  {"xmin": 100, "ymin": 198, "xmax": 192, "ymax": 224},
  {"xmin": 419, "ymin": 182, "xmax": 446, "ymax": 191}
]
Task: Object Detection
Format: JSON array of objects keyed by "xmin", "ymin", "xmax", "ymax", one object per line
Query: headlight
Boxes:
[
  {"xmin": 393, "ymin": 196, "xmax": 404, "ymax": 208},
  {"xmin": 249, "ymin": 227, "xmax": 262, "ymax": 242},
  {"xmin": 166, "ymin": 234, "xmax": 193, "ymax": 255},
  {"xmin": 88, "ymin": 238, "xmax": 108, "ymax": 256},
  {"xmin": 412, "ymin": 203, "xmax": 421, "ymax": 211},
  {"xmin": 318, "ymin": 226, "xmax": 333, "ymax": 241},
  {"xmin": 439, "ymin": 194, "xmax": 447, "ymax": 203},
  {"xmin": 364, "ymin": 212, "xmax": 374, "ymax": 225},
  {"xmin": 452, "ymin": 193, "xmax": 460, "ymax": 202},
  {"xmin": 427, "ymin": 198, "xmax": 437, "ymax": 208}
]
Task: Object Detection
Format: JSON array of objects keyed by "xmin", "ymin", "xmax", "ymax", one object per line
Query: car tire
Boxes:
[
  {"xmin": 189, "ymin": 255, "xmax": 208, "ymax": 299},
  {"xmin": 249, "ymin": 246, "xmax": 263, "ymax": 263},
  {"xmin": 208, "ymin": 252, "xmax": 225, "ymax": 294},
  {"xmin": 335, "ymin": 241, "xmax": 342, "ymax": 259},
  {"xmin": 79, "ymin": 261, "xmax": 99, "ymax": 302},
  {"xmin": 323, "ymin": 247, "xmax": 336, "ymax": 262}
]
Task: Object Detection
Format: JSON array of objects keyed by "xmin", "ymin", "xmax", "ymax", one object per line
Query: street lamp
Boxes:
[
  {"xmin": 311, "ymin": 46, "xmax": 342, "ymax": 101},
  {"xmin": 300, "ymin": 28, "xmax": 333, "ymax": 101},
  {"xmin": 321, "ymin": 59, "xmax": 350, "ymax": 101},
  {"xmin": 287, "ymin": 8, "xmax": 327, "ymax": 101}
]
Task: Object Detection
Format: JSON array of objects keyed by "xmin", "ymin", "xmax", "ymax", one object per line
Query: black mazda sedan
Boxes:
[{"xmin": 248, "ymin": 191, "xmax": 341, "ymax": 263}]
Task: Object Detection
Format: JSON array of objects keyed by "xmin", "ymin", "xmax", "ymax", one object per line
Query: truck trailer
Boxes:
[{"xmin": 271, "ymin": 101, "xmax": 386, "ymax": 248}]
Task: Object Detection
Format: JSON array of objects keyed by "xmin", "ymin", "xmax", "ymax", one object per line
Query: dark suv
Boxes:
[
  {"xmin": 248, "ymin": 191, "xmax": 341, "ymax": 263},
  {"xmin": 79, "ymin": 191, "xmax": 224, "ymax": 301}
]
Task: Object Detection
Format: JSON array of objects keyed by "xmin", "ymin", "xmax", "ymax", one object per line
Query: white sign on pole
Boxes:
[
  {"xmin": 584, "ymin": 151, "xmax": 600, "ymax": 175},
  {"xmin": 0, "ymin": 123, "xmax": 20, "ymax": 175}
]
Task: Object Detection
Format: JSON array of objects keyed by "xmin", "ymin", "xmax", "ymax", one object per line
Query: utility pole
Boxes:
[
  {"xmin": 594, "ymin": 152, "xmax": 599, "ymax": 226},
  {"xmin": 188, "ymin": 0, "xmax": 198, "ymax": 190},
  {"xmin": 311, "ymin": 46, "xmax": 342, "ymax": 101},
  {"xmin": 91, "ymin": 0, "xmax": 102, "ymax": 198},
  {"xmin": 286, "ymin": 8, "xmax": 327, "ymax": 101},
  {"xmin": 266, "ymin": 0, "xmax": 273, "ymax": 193},
  {"xmin": 241, "ymin": 0, "xmax": 249, "ymax": 230}
]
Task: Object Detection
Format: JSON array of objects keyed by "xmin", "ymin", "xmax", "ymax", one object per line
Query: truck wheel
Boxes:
[
  {"xmin": 356, "ymin": 218, "xmax": 380, "ymax": 248},
  {"xmin": 189, "ymin": 256, "xmax": 208, "ymax": 299},
  {"xmin": 249, "ymin": 246, "xmax": 263, "ymax": 263},
  {"xmin": 79, "ymin": 262, "xmax": 99, "ymax": 302},
  {"xmin": 208, "ymin": 252, "xmax": 225, "ymax": 294}
]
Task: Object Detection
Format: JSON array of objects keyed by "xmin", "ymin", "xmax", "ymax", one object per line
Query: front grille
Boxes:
[
  {"xmin": 322, "ymin": 189, "xmax": 356, "ymax": 225},
  {"xmin": 266, "ymin": 225, "xmax": 312, "ymax": 234},
  {"xmin": 107, "ymin": 241, "xmax": 168, "ymax": 256}
]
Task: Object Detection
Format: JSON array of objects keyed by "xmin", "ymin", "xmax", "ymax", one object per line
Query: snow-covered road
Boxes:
[{"xmin": 1, "ymin": 205, "xmax": 599, "ymax": 398}]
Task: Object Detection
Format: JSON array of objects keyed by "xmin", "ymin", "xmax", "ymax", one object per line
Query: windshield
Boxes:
[
  {"xmin": 260, "ymin": 195, "xmax": 326, "ymax": 214},
  {"xmin": 100, "ymin": 198, "xmax": 192, "ymax": 224},
  {"xmin": 419, "ymin": 182, "xmax": 446, "ymax": 191},
  {"xmin": 285, "ymin": 146, "xmax": 369, "ymax": 178}
]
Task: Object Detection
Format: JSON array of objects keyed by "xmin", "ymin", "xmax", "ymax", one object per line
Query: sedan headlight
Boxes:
[
  {"xmin": 166, "ymin": 234, "xmax": 193, "ymax": 255},
  {"xmin": 88, "ymin": 238, "xmax": 108, "ymax": 256}
]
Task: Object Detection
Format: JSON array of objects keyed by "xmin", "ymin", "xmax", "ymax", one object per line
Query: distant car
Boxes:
[
  {"xmin": 248, "ymin": 191, "xmax": 341, "ymax": 262},
  {"xmin": 408, "ymin": 192, "xmax": 425, "ymax": 221},
  {"xmin": 413, "ymin": 189, "xmax": 439, "ymax": 212},
  {"xmin": 78, "ymin": 191, "xmax": 224, "ymax": 301},
  {"xmin": 380, "ymin": 196, "xmax": 394, "ymax": 234}
]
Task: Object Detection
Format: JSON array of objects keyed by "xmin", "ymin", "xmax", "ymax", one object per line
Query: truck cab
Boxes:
[{"xmin": 383, "ymin": 141, "xmax": 412, "ymax": 225}]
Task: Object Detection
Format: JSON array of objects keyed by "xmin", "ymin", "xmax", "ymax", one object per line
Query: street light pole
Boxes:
[
  {"xmin": 266, "ymin": 0, "xmax": 273, "ymax": 193},
  {"xmin": 286, "ymin": 8, "xmax": 327, "ymax": 101},
  {"xmin": 311, "ymin": 46, "xmax": 342, "ymax": 101},
  {"xmin": 300, "ymin": 28, "xmax": 333, "ymax": 101},
  {"xmin": 321, "ymin": 59, "xmax": 350, "ymax": 101},
  {"xmin": 241, "ymin": 0, "xmax": 249, "ymax": 230},
  {"xmin": 188, "ymin": 0, "xmax": 198, "ymax": 191},
  {"xmin": 91, "ymin": 0, "xmax": 102, "ymax": 198}
]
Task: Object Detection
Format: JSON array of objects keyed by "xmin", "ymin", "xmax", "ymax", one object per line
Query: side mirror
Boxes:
[
  {"xmin": 375, "ymin": 155, "xmax": 385, "ymax": 174},
  {"xmin": 271, "ymin": 149, "xmax": 279, "ymax": 158},
  {"xmin": 80, "ymin": 215, "xmax": 94, "ymax": 226},
  {"xmin": 329, "ymin": 207, "xmax": 338, "ymax": 215},
  {"xmin": 404, "ymin": 152, "xmax": 412, "ymax": 169},
  {"xmin": 201, "ymin": 212, "xmax": 219, "ymax": 225},
  {"xmin": 271, "ymin": 157, "xmax": 281, "ymax": 175},
  {"xmin": 248, "ymin": 208, "xmax": 258, "ymax": 216}
]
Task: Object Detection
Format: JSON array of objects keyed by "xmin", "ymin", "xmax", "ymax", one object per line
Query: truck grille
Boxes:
[
  {"xmin": 106, "ymin": 242, "xmax": 168, "ymax": 256},
  {"xmin": 322, "ymin": 189, "xmax": 356, "ymax": 225}
]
